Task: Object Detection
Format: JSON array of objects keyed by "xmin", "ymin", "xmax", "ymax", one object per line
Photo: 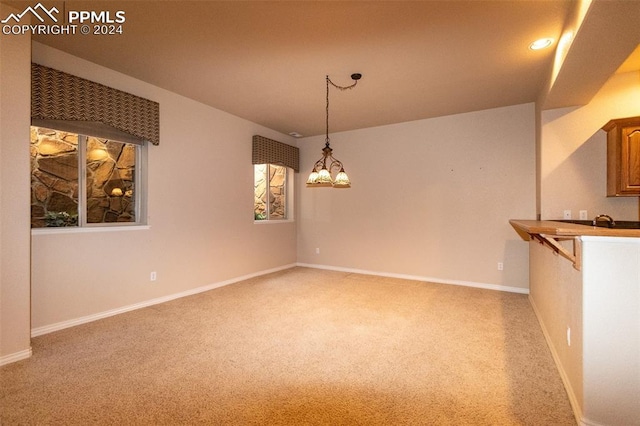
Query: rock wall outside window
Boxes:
[
  {"xmin": 254, "ymin": 164, "xmax": 286, "ymax": 220},
  {"xmin": 30, "ymin": 126, "xmax": 136, "ymax": 227}
]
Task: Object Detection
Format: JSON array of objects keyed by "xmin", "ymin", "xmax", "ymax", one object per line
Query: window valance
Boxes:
[
  {"xmin": 31, "ymin": 63, "xmax": 160, "ymax": 145},
  {"xmin": 252, "ymin": 135, "xmax": 299, "ymax": 172}
]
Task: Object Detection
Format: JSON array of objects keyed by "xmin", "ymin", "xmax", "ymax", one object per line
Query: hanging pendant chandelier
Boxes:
[{"xmin": 306, "ymin": 73, "xmax": 362, "ymax": 188}]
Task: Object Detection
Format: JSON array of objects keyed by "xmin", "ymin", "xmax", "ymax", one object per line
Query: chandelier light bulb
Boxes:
[
  {"xmin": 306, "ymin": 169, "xmax": 319, "ymax": 184},
  {"xmin": 333, "ymin": 169, "xmax": 351, "ymax": 188},
  {"xmin": 316, "ymin": 167, "xmax": 333, "ymax": 186}
]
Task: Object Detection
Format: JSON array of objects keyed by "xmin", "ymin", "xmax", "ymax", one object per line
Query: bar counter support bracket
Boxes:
[{"xmin": 532, "ymin": 234, "xmax": 582, "ymax": 271}]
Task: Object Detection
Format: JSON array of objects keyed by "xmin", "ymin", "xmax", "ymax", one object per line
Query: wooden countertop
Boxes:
[
  {"xmin": 510, "ymin": 220, "xmax": 640, "ymax": 239},
  {"xmin": 511, "ymin": 219, "xmax": 640, "ymax": 270}
]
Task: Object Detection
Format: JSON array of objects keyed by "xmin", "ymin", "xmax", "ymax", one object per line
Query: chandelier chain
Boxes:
[
  {"xmin": 326, "ymin": 76, "xmax": 330, "ymax": 144},
  {"xmin": 307, "ymin": 73, "xmax": 359, "ymax": 188},
  {"xmin": 325, "ymin": 75, "xmax": 359, "ymax": 145},
  {"xmin": 326, "ymin": 76, "xmax": 359, "ymax": 91}
]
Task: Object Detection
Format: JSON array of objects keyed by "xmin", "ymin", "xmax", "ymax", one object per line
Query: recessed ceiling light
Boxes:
[
  {"xmin": 529, "ymin": 38, "xmax": 554, "ymax": 50},
  {"xmin": 289, "ymin": 132, "xmax": 303, "ymax": 138}
]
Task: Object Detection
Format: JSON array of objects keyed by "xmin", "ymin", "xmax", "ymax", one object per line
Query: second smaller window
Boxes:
[{"xmin": 254, "ymin": 164, "xmax": 288, "ymax": 221}]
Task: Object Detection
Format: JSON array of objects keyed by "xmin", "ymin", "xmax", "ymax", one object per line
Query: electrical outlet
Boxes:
[
  {"xmin": 315, "ymin": 248, "xmax": 320, "ymax": 255},
  {"xmin": 497, "ymin": 262, "xmax": 504, "ymax": 271},
  {"xmin": 563, "ymin": 210, "xmax": 572, "ymax": 220},
  {"xmin": 150, "ymin": 271, "xmax": 157, "ymax": 281},
  {"xmin": 579, "ymin": 210, "xmax": 588, "ymax": 220}
]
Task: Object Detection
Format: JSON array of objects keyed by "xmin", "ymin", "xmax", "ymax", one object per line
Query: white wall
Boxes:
[
  {"xmin": 582, "ymin": 236, "xmax": 640, "ymax": 425},
  {"xmin": 0, "ymin": 5, "xmax": 32, "ymax": 364},
  {"xmin": 529, "ymin": 236, "xmax": 640, "ymax": 426},
  {"xmin": 541, "ymin": 71, "xmax": 640, "ymax": 221},
  {"xmin": 529, "ymin": 240, "xmax": 584, "ymax": 420},
  {"xmin": 297, "ymin": 103, "xmax": 536, "ymax": 291},
  {"xmin": 29, "ymin": 43, "xmax": 298, "ymax": 332}
]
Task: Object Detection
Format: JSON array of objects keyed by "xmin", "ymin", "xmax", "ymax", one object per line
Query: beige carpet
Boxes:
[{"xmin": 1, "ymin": 267, "xmax": 576, "ymax": 425}]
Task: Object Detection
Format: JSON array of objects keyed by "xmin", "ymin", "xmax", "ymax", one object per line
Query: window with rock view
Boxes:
[
  {"xmin": 30, "ymin": 126, "xmax": 142, "ymax": 228},
  {"xmin": 254, "ymin": 164, "xmax": 288, "ymax": 220}
]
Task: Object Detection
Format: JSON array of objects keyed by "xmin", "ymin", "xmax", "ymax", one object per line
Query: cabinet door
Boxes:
[{"xmin": 620, "ymin": 126, "xmax": 640, "ymax": 194}]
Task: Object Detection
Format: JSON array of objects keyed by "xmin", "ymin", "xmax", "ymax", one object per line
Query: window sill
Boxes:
[
  {"xmin": 32, "ymin": 225, "xmax": 150, "ymax": 235},
  {"xmin": 253, "ymin": 219, "xmax": 295, "ymax": 225}
]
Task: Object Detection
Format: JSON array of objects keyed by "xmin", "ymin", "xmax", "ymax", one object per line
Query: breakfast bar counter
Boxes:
[
  {"xmin": 510, "ymin": 220, "xmax": 640, "ymax": 271},
  {"xmin": 509, "ymin": 219, "xmax": 640, "ymax": 238},
  {"xmin": 510, "ymin": 219, "xmax": 640, "ymax": 426}
]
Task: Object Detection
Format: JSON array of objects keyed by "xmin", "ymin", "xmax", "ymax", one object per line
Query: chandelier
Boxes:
[{"xmin": 306, "ymin": 73, "xmax": 362, "ymax": 188}]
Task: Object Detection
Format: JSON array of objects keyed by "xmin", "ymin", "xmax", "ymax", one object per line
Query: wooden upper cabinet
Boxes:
[{"xmin": 603, "ymin": 116, "xmax": 640, "ymax": 197}]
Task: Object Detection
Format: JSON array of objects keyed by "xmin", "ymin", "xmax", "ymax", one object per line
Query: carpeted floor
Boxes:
[{"xmin": 1, "ymin": 267, "xmax": 576, "ymax": 425}]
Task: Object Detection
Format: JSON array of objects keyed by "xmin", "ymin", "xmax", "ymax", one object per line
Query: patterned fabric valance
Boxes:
[
  {"xmin": 252, "ymin": 135, "xmax": 299, "ymax": 172},
  {"xmin": 31, "ymin": 63, "xmax": 160, "ymax": 145}
]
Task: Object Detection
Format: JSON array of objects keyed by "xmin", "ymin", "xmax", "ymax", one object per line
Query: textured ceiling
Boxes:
[{"xmin": 5, "ymin": 1, "xmax": 640, "ymax": 137}]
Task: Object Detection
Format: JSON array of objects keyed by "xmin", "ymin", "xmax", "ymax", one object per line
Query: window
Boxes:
[
  {"xmin": 254, "ymin": 164, "xmax": 290, "ymax": 221},
  {"xmin": 30, "ymin": 126, "xmax": 146, "ymax": 228}
]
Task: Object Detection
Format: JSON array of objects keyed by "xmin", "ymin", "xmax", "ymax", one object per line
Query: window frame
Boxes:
[
  {"xmin": 253, "ymin": 163, "xmax": 294, "ymax": 223},
  {"xmin": 79, "ymin": 134, "xmax": 148, "ymax": 228},
  {"xmin": 30, "ymin": 126, "xmax": 148, "ymax": 229}
]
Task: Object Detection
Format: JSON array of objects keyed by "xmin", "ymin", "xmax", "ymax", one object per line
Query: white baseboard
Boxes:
[
  {"xmin": 528, "ymin": 295, "xmax": 588, "ymax": 426},
  {"xmin": 580, "ymin": 417, "xmax": 607, "ymax": 426},
  {"xmin": 29, "ymin": 262, "xmax": 526, "ymax": 340},
  {"xmin": 296, "ymin": 263, "xmax": 530, "ymax": 294},
  {"xmin": 31, "ymin": 263, "xmax": 297, "ymax": 338},
  {"xmin": 0, "ymin": 347, "xmax": 32, "ymax": 366}
]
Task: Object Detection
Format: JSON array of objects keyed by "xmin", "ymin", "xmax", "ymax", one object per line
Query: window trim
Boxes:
[
  {"xmin": 253, "ymin": 219, "xmax": 295, "ymax": 225},
  {"xmin": 32, "ymin": 225, "xmax": 151, "ymax": 235}
]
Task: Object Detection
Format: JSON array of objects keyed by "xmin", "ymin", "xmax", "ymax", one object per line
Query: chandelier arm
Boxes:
[
  {"xmin": 312, "ymin": 159, "xmax": 324, "ymax": 170},
  {"xmin": 328, "ymin": 159, "xmax": 344, "ymax": 173}
]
